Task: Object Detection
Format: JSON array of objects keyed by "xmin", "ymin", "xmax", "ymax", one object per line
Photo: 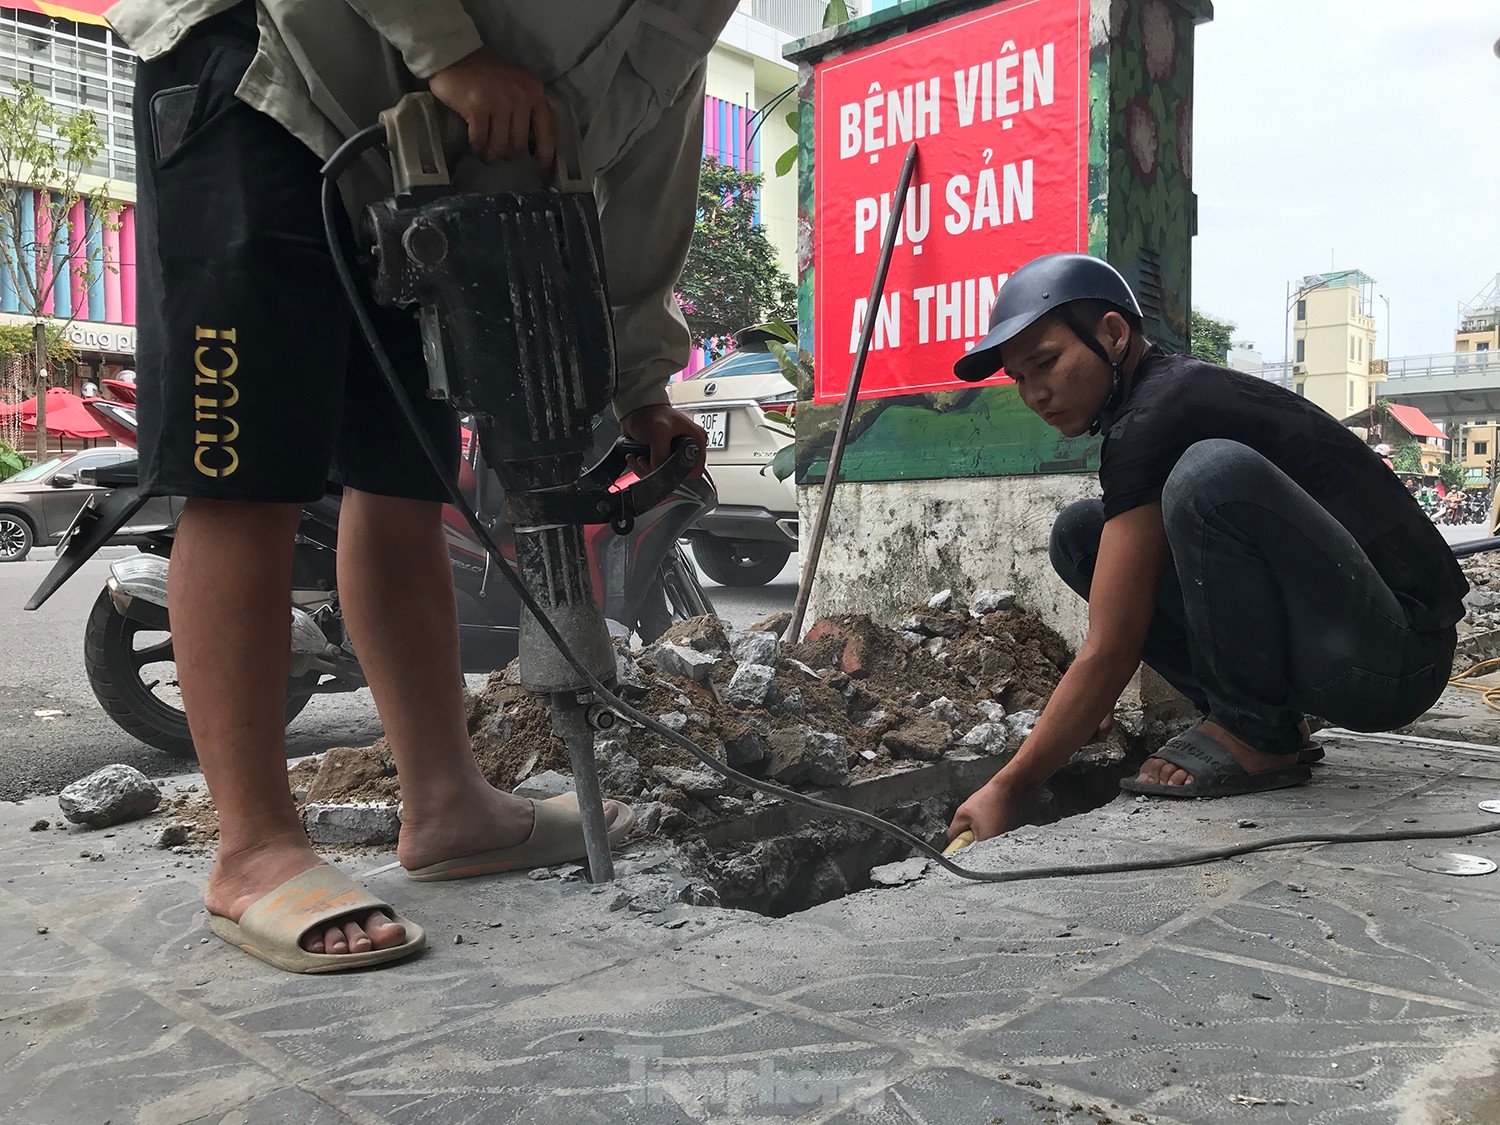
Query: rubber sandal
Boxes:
[
  {"xmin": 207, "ymin": 865, "xmax": 425, "ymax": 974},
  {"xmin": 1298, "ymin": 742, "xmax": 1325, "ymax": 764},
  {"xmin": 1119, "ymin": 726, "xmax": 1312, "ymax": 798},
  {"xmin": 403, "ymin": 793, "xmax": 637, "ymax": 881}
]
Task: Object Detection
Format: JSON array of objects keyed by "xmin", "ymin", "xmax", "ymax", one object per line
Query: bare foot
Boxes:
[
  {"xmin": 204, "ymin": 831, "xmax": 406, "ymax": 955},
  {"xmin": 1132, "ymin": 721, "xmax": 1295, "ymax": 788},
  {"xmin": 396, "ymin": 785, "xmax": 621, "ymax": 872}
]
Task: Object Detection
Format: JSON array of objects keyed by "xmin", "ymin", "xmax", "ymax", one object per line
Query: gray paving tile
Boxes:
[
  {"xmin": 0, "ymin": 903, "xmax": 96, "ymax": 1018},
  {"xmin": 651, "ymin": 905, "xmax": 1122, "ymax": 1043},
  {"xmin": 0, "ymin": 988, "xmax": 283, "ymax": 1125},
  {"xmin": 962, "ymin": 946, "xmax": 1491, "ymax": 1124},
  {"xmin": 821, "ymin": 1065, "xmax": 1082, "ymax": 1123},
  {"xmin": 183, "ymin": 1084, "xmax": 363, "ymax": 1124},
  {"xmin": 324, "ymin": 967, "xmax": 908, "ymax": 1123},
  {"xmin": 1166, "ymin": 868, "xmax": 1500, "ymax": 1008}
]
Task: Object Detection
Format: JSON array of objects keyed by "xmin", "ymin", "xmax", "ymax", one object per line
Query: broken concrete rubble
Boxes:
[
  {"xmin": 514, "ymin": 770, "xmax": 574, "ymax": 800},
  {"xmin": 869, "ymin": 856, "xmax": 930, "ymax": 886},
  {"xmin": 971, "ymin": 587, "xmax": 1018, "ymax": 615},
  {"xmin": 58, "ymin": 764, "xmax": 161, "ymax": 828},
  {"xmin": 651, "ymin": 764, "xmax": 725, "ymax": 799},
  {"xmin": 729, "ymin": 629, "xmax": 779, "ymax": 667},
  {"xmin": 880, "ymin": 717, "xmax": 952, "ymax": 761},
  {"xmin": 304, "ymin": 801, "xmax": 401, "ymax": 845},
  {"xmin": 152, "ymin": 589, "xmax": 1163, "ymax": 919},
  {"xmin": 724, "ymin": 662, "xmax": 776, "ymax": 706},
  {"xmin": 767, "ymin": 728, "xmax": 850, "ymax": 788},
  {"xmin": 649, "ymin": 643, "xmax": 718, "ymax": 683},
  {"xmin": 957, "ymin": 722, "xmax": 1012, "ymax": 756}
]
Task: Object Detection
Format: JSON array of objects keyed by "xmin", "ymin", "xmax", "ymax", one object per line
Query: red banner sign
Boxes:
[{"xmin": 813, "ymin": 0, "xmax": 1089, "ymax": 403}]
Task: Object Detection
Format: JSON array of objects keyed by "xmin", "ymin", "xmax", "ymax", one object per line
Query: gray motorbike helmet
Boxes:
[{"xmin": 953, "ymin": 253, "xmax": 1143, "ymax": 435}]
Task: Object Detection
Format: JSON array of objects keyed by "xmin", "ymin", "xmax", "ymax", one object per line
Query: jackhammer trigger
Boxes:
[{"xmin": 502, "ymin": 437, "xmax": 701, "ymax": 534}]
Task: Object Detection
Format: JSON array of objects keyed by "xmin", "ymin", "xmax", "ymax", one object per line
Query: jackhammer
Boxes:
[{"xmin": 342, "ymin": 94, "xmax": 701, "ymax": 882}]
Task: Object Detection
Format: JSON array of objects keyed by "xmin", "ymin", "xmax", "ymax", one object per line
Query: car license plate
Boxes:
[{"xmin": 696, "ymin": 411, "xmax": 728, "ymax": 450}]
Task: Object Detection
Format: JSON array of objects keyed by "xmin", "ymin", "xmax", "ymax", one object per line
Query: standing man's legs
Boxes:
[{"xmin": 178, "ymin": 501, "xmax": 406, "ymax": 954}]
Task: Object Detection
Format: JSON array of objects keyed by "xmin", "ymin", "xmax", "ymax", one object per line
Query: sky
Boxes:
[{"xmin": 1191, "ymin": 1, "xmax": 1500, "ymax": 363}]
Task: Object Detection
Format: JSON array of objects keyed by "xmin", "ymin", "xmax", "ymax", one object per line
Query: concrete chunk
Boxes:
[
  {"xmin": 870, "ymin": 857, "xmax": 930, "ymax": 886},
  {"xmin": 1006, "ymin": 709, "xmax": 1041, "ymax": 742},
  {"xmin": 881, "ymin": 717, "xmax": 952, "ymax": 761},
  {"xmin": 514, "ymin": 770, "xmax": 574, "ymax": 800},
  {"xmin": 926, "ymin": 696, "xmax": 964, "ymax": 727},
  {"xmin": 971, "ymin": 588, "xmax": 1018, "ymax": 615},
  {"xmin": 652, "ymin": 643, "xmax": 719, "ymax": 683},
  {"xmin": 305, "ymin": 802, "xmax": 401, "ymax": 845},
  {"xmin": 724, "ymin": 728, "xmax": 769, "ymax": 768},
  {"xmin": 58, "ymin": 764, "xmax": 162, "ymax": 828},
  {"xmin": 977, "ymin": 699, "xmax": 1008, "ymax": 722},
  {"xmin": 725, "ymin": 663, "xmax": 777, "ymax": 706},
  {"xmin": 652, "ymin": 764, "xmax": 725, "ymax": 798},
  {"xmin": 768, "ymin": 728, "xmax": 850, "ymax": 787},
  {"xmin": 729, "ymin": 630, "xmax": 780, "ymax": 667},
  {"xmin": 957, "ymin": 722, "xmax": 1012, "ymax": 756}
]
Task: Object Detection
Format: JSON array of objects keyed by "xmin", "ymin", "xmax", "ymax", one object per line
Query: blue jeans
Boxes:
[{"xmin": 1050, "ymin": 439, "xmax": 1455, "ymax": 755}]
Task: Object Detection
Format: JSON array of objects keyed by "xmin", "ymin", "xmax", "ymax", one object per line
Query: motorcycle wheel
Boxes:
[
  {"xmin": 635, "ymin": 544, "xmax": 715, "ymax": 642},
  {"xmin": 84, "ymin": 587, "xmax": 318, "ymax": 759}
]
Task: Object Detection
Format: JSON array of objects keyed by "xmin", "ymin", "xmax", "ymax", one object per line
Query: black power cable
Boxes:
[{"xmin": 320, "ymin": 127, "xmax": 1500, "ymax": 884}]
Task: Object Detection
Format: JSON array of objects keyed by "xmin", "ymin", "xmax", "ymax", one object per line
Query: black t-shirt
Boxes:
[{"xmin": 1099, "ymin": 348, "xmax": 1469, "ymax": 631}]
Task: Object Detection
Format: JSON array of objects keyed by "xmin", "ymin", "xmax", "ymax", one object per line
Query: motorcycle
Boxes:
[{"xmin": 29, "ymin": 398, "xmax": 716, "ymax": 759}]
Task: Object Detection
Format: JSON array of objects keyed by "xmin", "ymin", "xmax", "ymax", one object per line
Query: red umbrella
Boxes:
[{"xmin": 19, "ymin": 388, "xmax": 108, "ymax": 439}]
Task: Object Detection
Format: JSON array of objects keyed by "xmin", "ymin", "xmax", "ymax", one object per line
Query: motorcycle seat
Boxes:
[{"xmin": 86, "ymin": 459, "xmax": 140, "ymax": 487}]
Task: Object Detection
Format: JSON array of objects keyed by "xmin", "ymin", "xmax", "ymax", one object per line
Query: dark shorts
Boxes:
[{"xmin": 131, "ymin": 5, "xmax": 458, "ymax": 504}]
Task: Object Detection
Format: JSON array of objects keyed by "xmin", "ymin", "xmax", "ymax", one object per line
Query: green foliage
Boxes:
[
  {"xmin": 1189, "ymin": 309, "xmax": 1235, "ymax": 365},
  {"xmin": 679, "ymin": 159, "xmax": 795, "ymax": 347},
  {"xmin": 1439, "ymin": 460, "xmax": 1467, "ymax": 491},
  {"xmin": 0, "ymin": 322, "xmax": 72, "ymax": 367},
  {"xmin": 1390, "ymin": 439, "xmax": 1423, "ymax": 474},
  {"xmin": 0, "ymin": 82, "xmax": 119, "ymax": 319},
  {"xmin": 0, "ymin": 438, "xmax": 26, "ymax": 480}
]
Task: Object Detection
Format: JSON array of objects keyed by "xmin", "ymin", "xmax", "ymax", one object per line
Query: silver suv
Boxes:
[{"xmin": 668, "ymin": 330, "xmax": 798, "ymax": 587}]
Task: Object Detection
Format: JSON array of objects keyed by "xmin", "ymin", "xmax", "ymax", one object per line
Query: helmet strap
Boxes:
[{"xmin": 1059, "ymin": 305, "xmax": 1127, "ymax": 437}]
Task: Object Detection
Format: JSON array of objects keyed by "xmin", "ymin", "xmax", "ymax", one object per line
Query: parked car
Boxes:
[
  {"xmin": 668, "ymin": 327, "xmax": 798, "ymax": 586},
  {"xmin": 0, "ymin": 448, "xmax": 179, "ymax": 562}
]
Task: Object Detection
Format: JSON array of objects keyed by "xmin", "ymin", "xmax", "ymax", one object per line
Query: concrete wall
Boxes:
[{"xmin": 799, "ymin": 475, "xmax": 1101, "ymax": 652}]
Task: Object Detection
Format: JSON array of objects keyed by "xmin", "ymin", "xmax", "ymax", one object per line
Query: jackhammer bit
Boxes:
[{"xmin": 361, "ymin": 93, "xmax": 700, "ymax": 882}]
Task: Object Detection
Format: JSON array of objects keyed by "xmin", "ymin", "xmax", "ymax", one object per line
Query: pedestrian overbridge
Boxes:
[{"xmin": 1376, "ymin": 351, "xmax": 1500, "ymax": 418}]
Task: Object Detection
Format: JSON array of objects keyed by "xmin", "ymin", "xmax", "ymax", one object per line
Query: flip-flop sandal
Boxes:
[
  {"xmin": 1298, "ymin": 742, "xmax": 1325, "ymax": 764},
  {"xmin": 1119, "ymin": 726, "xmax": 1312, "ymax": 798},
  {"xmin": 207, "ymin": 865, "xmax": 425, "ymax": 974},
  {"xmin": 403, "ymin": 793, "xmax": 637, "ymax": 881}
]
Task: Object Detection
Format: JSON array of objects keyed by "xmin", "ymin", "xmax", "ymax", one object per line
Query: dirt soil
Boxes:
[{"xmin": 163, "ymin": 593, "xmax": 1150, "ymax": 850}]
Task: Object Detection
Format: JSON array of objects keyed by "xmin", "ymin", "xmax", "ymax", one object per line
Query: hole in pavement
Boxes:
[{"xmin": 674, "ymin": 753, "xmax": 1137, "ymax": 918}]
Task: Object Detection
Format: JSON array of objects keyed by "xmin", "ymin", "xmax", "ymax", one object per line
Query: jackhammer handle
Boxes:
[
  {"xmin": 390, "ymin": 92, "xmax": 590, "ymax": 191},
  {"xmin": 610, "ymin": 436, "xmax": 704, "ymax": 534}
]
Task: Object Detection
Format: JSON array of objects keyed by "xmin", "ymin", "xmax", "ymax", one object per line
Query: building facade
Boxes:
[
  {"xmin": 1445, "ymin": 276, "xmax": 1500, "ymax": 486},
  {"xmin": 1288, "ymin": 269, "xmax": 1381, "ymax": 421}
]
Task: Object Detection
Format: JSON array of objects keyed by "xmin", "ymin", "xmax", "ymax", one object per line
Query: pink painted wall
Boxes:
[
  {"xmin": 101, "ymin": 218, "xmax": 121, "ymax": 323},
  {"xmin": 118, "ymin": 207, "xmax": 136, "ymax": 324}
]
